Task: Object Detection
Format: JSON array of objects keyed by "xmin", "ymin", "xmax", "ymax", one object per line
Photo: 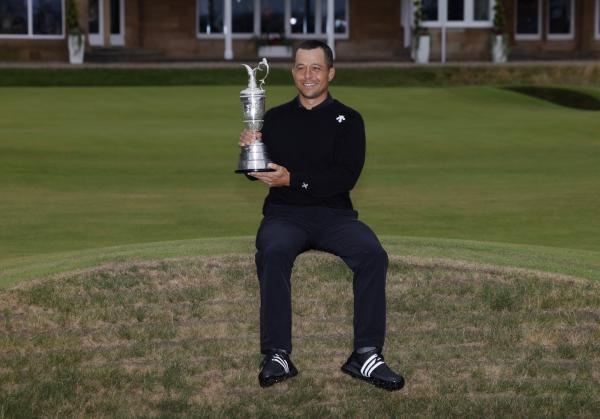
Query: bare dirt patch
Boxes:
[{"xmin": 1, "ymin": 253, "xmax": 599, "ymax": 417}]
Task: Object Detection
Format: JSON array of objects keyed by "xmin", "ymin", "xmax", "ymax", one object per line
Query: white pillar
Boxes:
[
  {"xmin": 440, "ymin": 0, "xmax": 447, "ymax": 63},
  {"xmin": 326, "ymin": 0, "xmax": 335, "ymax": 58},
  {"xmin": 224, "ymin": 0, "xmax": 234, "ymax": 60},
  {"xmin": 254, "ymin": 0, "xmax": 261, "ymax": 36},
  {"xmin": 316, "ymin": 0, "xmax": 323, "ymax": 34},
  {"xmin": 284, "ymin": 0, "xmax": 292, "ymax": 37},
  {"xmin": 402, "ymin": 0, "xmax": 412, "ymax": 49}
]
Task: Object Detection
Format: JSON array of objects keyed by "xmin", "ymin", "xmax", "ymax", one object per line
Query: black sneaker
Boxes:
[
  {"xmin": 341, "ymin": 349, "xmax": 405, "ymax": 391},
  {"xmin": 258, "ymin": 350, "xmax": 298, "ymax": 388}
]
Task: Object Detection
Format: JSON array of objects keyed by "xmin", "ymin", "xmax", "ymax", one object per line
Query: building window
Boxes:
[
  {"xmin": 547, "ymin": 0, "xmax": 573, "ymax": 39},
  {"xmin": 421, "ymin": 0, "xmax": 493, "ymax": 27},
  {"xmin": 233, "ymin": 0, "xmax": 254, "ymax": 32},
  {"xmin": 291, "ymin": 0, "xmax": 317, "ymax": 34},
  {"xmin": 261, "ymin": 0, "xmax": 284, "ymax": 33},
  {"xmin": 197, "ymin": 0, "xmax": 347, "ymax": 38},
  {"xmin": 321, "ymin": 0, "xmax": 348, "ymax": 35},
  {"xmin": 289, "ymin": 0, "xmax": 347, "ymax": 36},
  {"xmin": 422, "ymin": 0, "xmax": 439, "ymax": 21},
  {"xmin": 515, "ymin": 0, "xmax": 541, "ymax": 39},
  {"xmin": 33, "ymin": 0, "xmax": 62, "ymax": 34},
  {"xmin": 473, "ymin": 0, "xmax": 490, "ymax": 20},
  {"xmin": 448, "ymin": 0, "xmax": 464, "ymax": 21},
  {"xmin": 88, "ymin": 0, "xmax": 100, "ymax": 33},
  {"xmin": 198, "ymin": 0, "xmax": 223, "ymax": 34},
  {"xmin": 198, "ymin": 0, "xmax": 255, "ymax": 35},
  {"xmin": 0, "ymin": 0, "xmax": 63, "ymax": 38},
  {"xmin": 0, "ymin": 0, "xmax": 28, "ymax": 35}
]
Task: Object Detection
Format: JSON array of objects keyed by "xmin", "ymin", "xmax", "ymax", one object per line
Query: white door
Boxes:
[
  {"xmin": 88, "ymin": 0, "xmax": 104, "ymax": 46},
  {"xmin": 109, "ymin": 0, "xmax": 125, "ymax": 46}
]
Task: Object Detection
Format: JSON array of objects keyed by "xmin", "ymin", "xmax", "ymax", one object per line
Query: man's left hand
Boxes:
[{"xmin": 250, "ymin": 163, "xmax": 290, "ymax": 187}]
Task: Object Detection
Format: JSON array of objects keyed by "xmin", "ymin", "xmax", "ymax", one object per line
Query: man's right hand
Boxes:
[{"xmin": 239, "ymin": 129, "xmax": 262, "ymax": 147}]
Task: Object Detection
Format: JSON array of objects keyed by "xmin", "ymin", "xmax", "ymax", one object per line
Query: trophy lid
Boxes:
[{"xmin": 241, "ymin": 58, "xmax": 269, "ymax": 95}]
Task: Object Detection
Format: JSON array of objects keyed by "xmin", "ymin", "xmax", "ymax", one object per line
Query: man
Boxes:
[{"xmin": 240, "ymin": 40, "xmax": 404, "ymax": 391}]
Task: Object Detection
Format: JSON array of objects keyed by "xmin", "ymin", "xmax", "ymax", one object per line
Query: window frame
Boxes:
[
  {"xmin": 0, "ymin": 0, "xmax": 65, "ymax": 39},
  {"xmin": 422, "ymin": 0, "xmax": 494, "ymax": 29},
  {"xmin": 546, "ymin": 0, "xmax": 574, "ymax": 41},
  {"xmin": 514, "ymin": 0, "xmax": 542, "ymax": 41},
  {"xmin": 196, "ymin": 0, "xmax": 349, "ymax": 40}
]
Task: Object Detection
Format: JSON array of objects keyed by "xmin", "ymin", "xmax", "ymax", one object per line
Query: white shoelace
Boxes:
[{"xmin": 360, "ymin": 354, "xmax": 385, "ymax": 378}]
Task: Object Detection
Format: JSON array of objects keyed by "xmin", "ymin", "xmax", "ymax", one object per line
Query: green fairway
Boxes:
[{"xmin": 1, "ymin": 85, "xmax": 599, "ymax": 269}]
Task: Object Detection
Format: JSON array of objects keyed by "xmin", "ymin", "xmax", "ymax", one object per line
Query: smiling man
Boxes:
[{"xmin": 240, "ymin": 40, "xmax": 404, "ymax": 391}]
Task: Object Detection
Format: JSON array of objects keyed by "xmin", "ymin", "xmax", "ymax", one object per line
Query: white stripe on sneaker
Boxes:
[
  {"xmin": 360, "ymin": 354, "xmax": 378, "ymax": 377},
  {"xmin": 366, "ymin": 360, "xmax": 384, "ymax": 377},
  {"xmin": 272, "ymin": 354, "xmax": 289, "ymax": 374}
]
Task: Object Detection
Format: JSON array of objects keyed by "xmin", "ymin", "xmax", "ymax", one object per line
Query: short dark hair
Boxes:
[{"xmin": 295, "ymin": 40, "xmax": 334, "ymax": 68}]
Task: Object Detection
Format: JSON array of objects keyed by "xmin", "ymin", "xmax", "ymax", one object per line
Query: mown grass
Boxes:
[
  {"xmin": 1, "ymin": 254, "xmax": 599, "ymax": 417},
  {"xmin": 2, "ymin": 85, "xmax": 600, "ymax": 264}
]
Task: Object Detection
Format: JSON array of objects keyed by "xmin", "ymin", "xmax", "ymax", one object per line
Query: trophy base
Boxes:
[
  {"xmin": 235, "ymin": 168, "xmax": 276, "ymax": 174},
  {"xmin": 235, "ymin": 140, "xmax": 274, "ymax": 174}
]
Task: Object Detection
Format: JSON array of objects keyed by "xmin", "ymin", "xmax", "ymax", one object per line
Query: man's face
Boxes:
[{"xmin": 292, "ymin": 48, "xmax": 335, "ymax": 102}]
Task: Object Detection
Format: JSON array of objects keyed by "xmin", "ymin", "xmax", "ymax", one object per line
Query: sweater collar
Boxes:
[{"xmin": 295, "ymin": 93, "xmax": 334, "ymax": 111}]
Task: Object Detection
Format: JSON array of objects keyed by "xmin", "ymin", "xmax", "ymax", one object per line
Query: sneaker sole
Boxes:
[
  {"xmin": 259, "ymin": 370, "xmax": 298, "ymax": 388},
  {"xmin": 341, "ymin": 365, "xmax": 404, "ymax": 392}
]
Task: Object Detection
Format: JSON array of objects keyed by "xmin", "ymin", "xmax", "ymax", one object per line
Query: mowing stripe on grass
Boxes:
[{"xmin": 1, "ymin": 235, "xmax": 600, "ymax": 289}]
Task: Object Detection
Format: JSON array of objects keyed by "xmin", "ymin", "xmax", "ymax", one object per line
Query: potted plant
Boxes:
[
  {"xmin": 254, "ymin": 33, "xmax": 293, "ymax": 59},
  {"xmin": 491, "ymin": 0, "xmax": 508, "ymax": 63},
  {"xmin": 412, "ymin": 0, "xmax": 430, "ymax": 64},
  {"xmin": 66, "ymin": 0, "xmax": 85, "ymax": 64}
]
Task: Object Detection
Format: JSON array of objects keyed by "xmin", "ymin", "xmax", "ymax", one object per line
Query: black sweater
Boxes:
[{"xmin": 250, "ymin": 96, "xmax": 366, "ymax": 212}]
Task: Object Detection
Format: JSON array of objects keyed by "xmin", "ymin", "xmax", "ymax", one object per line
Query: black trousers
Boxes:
[{"xmin": 255, "ymin": 204, "xmax": 388, "ymax": 354}]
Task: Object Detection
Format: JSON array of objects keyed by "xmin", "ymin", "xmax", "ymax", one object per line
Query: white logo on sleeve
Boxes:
[
  {"xmin": 336, "ymin": 115, "xmax": 346, "ymax": 123},
  {"xmin": 301, "ymin": 182, "xmax": 309, "ymax": 190}
]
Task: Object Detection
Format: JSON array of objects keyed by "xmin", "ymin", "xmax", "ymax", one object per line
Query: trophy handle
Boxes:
[{"xmin": 257, "ymin": 58, "xmax": 269, "ymax": 90}]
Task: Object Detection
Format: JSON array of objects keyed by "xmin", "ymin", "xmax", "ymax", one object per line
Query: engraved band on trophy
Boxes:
[{"xmin": 235, "ymin": 58, "xmax": 275, "ymax": 174}]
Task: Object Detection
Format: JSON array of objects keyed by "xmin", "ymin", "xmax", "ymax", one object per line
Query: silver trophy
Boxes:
[{"xmin": 235, "ymin": 58, "xmax": 275, "ymax": 174}]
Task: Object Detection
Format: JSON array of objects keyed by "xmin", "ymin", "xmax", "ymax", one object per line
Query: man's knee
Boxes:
[
  {"xmin": 255, "ymin": 243, "xmax": 298, "ymax": 288},
  {"xmin": 368, "ymin": 245, "xmax": 388, "ymax": 265},
  {"xmin": 353, "ymin": 243, "xmax": 388, "ymax": 270},
  {"xmin": 257, "ymin": 242, "xmax": 299, "ymax": 262}
]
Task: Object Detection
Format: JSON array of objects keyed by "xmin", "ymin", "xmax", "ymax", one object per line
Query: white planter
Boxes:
[
  {"xmin": 492, "ymin": 34, "xmax": 507, "ymax": 63},
  {"xmin": 68, "ymin": 34, "xmax": 86, "ymax": 65},
  {"xmin": 414, "ymin": 35, "xmax": 430, "ymax": 64},
  {"xmin": 258, "ymin": 45, "xmax": 293, "ymax": 59}
]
